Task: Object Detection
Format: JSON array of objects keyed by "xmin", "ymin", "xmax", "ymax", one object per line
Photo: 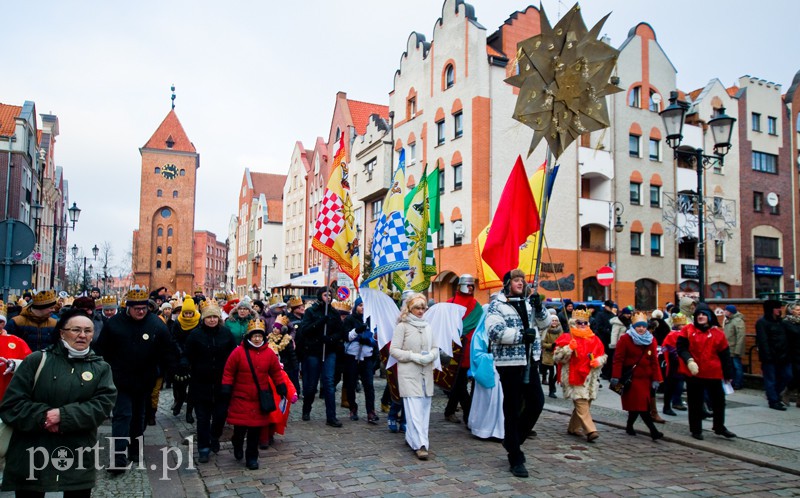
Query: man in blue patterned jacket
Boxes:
[{"xmin": 485, "ymin": 269, "xmax": 550, "ymax": 479}]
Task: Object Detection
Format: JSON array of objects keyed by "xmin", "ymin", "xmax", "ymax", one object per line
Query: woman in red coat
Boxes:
[
  {"xmin": 612, "ymin": 312, "xmax": 664, "ymax": 441},
  {"xmin": 222, "ymin": 319, "xmax": 287, "ymax": 470}
]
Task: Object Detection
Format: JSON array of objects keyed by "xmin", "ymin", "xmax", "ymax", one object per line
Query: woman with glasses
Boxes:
[
  {"xmin": 0, "ymin": 308, "xmax": 116, "ymax": 497},
  {"xmin": 390, "ymin": 293, "xmax": 437, "ymax": 460},
  {"xmin": 554, "ymin": 308, "xmax": 606, "ymax": 443}
]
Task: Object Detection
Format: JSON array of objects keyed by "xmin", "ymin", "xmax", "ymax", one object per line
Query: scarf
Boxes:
[
  {"xmin": 247, "ymin": 340, "xmax": 265, "ymax": 349},
  {"xmin": 61, "ymin": 339, "xmax": 91, "ymax": 358},
  {"xmin": 626, "ymin": 328, "xmax": 653, "ymax": 346},
  {"xmin": 406, "ymin": 314, "xmax": 428, "ymax": 328},
  {"xmin": 178, "ymin": 312, "xmax": 200, "ymax": 331},
  {"xmin": 556, "ymin": 328, "xmax": 603, "ymax": 386},
  {"xmin": 784, "ymin": 315, "xmax": 800, "ymax": 325}
]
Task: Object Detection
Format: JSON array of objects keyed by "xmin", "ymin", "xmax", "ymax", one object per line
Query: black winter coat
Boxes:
[
  {"xmin": 94, "ymin": 310, "xmax": 176, "ymax": 393},
  {"xmin": 756, "ymin": 315, "xmax": 790, "ymax": 364},
  {"xmin": 783, "ymin": 317, "xmax": 800, "ymax": 367},
  {"xmin": 296, "ymin": 301, "xmax": 344, "ymax": 360},
  {"xmin": 185, "ymin": 323, "xmax": 236, "ymax": 403}
]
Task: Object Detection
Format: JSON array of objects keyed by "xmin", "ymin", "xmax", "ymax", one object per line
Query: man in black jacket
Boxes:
[
  {"xmin": 593, "ymin": 300, "xmax": 616, "ymax": 379},
  {"xmin": 296, "ymin": 287, "xmax": 345, "ymax": 427},
  {"xmin": 756, "ymin": 299, "xmax": 792, "ymax": 410},
  {"xmin": 95, "ymin": 287, "xmax": 176, "ymax": 473}
]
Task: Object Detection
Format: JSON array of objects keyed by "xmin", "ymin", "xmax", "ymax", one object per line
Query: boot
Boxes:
[
  {"xmin": 641, "ymin": 411, "xmax": 664, "ymax": 441},
  {"xmin": 650, "ymin": 396, "xmax": 666, "ymax": 424},
  {"xmin": 625, "ymin": 412, "xmax": 637, "ymax": 436},
  {"xmin": 341, "ymin": 387, "xmax": 350, "ymax": 408}
]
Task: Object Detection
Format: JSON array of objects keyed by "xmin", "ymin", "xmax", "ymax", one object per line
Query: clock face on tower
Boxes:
[{"xmin": 161, "ymin": 163, "xmax": 178, "ymax": 180}]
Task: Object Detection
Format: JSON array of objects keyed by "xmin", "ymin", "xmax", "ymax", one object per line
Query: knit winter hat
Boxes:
[
  {"xmin": 725, "ymin": 305, "xmax": 737, "ymax": 314},
  {"xmin": 181, "ymin": 297, "xmax": 198, "ymax": 315},
  {"xmin": 200, "ymin": 302, "xmax": 222, "ymax": 320}
]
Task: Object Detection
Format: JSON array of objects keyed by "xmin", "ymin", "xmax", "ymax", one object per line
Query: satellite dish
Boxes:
[
  {"xmin": 453, "ymin": 220, "xmax": 465, "ymax": 236},
  {"xmin": 767, "ymin": 192, "xmax": 779, "ymax": 207},
  {"xmin": 652, "ymin": 93, "xmax": 662, "ymax": 104}
]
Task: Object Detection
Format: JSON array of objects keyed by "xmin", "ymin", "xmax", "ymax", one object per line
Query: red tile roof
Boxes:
[
  {"xmin": 250, "ymin": 172, "xmax": 286, "ymax": 201},
  {"xmin": 688, "ymin": 88, "xmax": 703, "ymax": 102},
  {"xmin": 142, "ymin": 110, "xmax": 196, "ymax": 153},
  {"xmin": 726, "ymin": 86, "xmax": 739, "ymax": 97},
  {"xmin": 267, "ymin": 199, "xmax": 283, "ymax": 222},
  {"xmin": 347, "ymin": 99, "xmax": 389, "ymax": 135},
  {"xmin": 0, "ymin": 104, "xmax": 22, "ymax": 137},
  {"xmin": 486, "ymin": 45, "xmax": 505, "ymax": 58}
]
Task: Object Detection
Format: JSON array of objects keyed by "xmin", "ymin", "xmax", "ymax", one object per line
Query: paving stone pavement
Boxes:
[{"xmin": 2, "ymin": 377, "xmax": 800, "ymax": 497}]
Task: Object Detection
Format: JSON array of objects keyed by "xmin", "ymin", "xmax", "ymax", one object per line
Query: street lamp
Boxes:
[
  {"xmin": 30, "ymin": 201, "xmax": 81, "ymax": 289},
  {"xmin": 264, "ymin": 253, "xmax": 277, "ymax": 298},
  {"xmin": 71, "ymin": 243, "xmax": 98, "ymax": 295},
  {"xmin": 661, "ymin": 91, "xmax": 735, "ymax": 302}
]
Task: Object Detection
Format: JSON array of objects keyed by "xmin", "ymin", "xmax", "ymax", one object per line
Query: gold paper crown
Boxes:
[
  {"xmin": 671, "ymin": 313, "xmax": 688, "ymax": 327},
  {"xmin": 331, "ymin": 300, "xmax": 352, "ymax": 312},
  {"xmin": 101, "ymin": 296, "xmax": 118, "ymax": 308},
  {"xmin": 287, "ymin": 296, "xmax": 303, "ymax": 308},
  {"xmin": 125, "ymin": 286, "xmax": 149, "ymax": 304},
  {"xmin": 32, "ymin": 290, "xmax": 57, "ymax": 307},
  {"xmin": 214, "ymin": 292, "xmax": 227, "ymax": 300},
  {"xmin": 194, "ymin": 287, "xmax": 203, "ymax": 293},
  {"xmin": 247, "ymin": 318, "xmax": 266, "ymax": 333},
  {"xmin": 573, "ymin": 309, "xmax": 592, "ymax": 321},
  {"xmin": 0, "ymin": 302, "xmax": 6, "ymax": 317},
  {"xmin": 274, "ymin": 315, "xmax": 290, "ymax": 327},
  {"xmin": 198, "ymin": 299, "xmax": 212, "ymax": 311},
  {"xmin": 632, "ymin": 312, "xmax": 649, "ymax": 324}
]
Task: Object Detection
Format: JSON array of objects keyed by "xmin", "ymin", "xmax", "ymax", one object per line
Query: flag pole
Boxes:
[{"xmin": 530, "ymin": 147, "xmax": 554, "ymax": 296}]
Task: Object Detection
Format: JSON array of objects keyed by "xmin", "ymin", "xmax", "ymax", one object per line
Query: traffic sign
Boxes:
[
  {"xmin": 597, "ymin": 265, "xmax": 614, "ymax": 286},
  {"xmin": 337, "ymin": 286, "xmax": 350, "ymax": 301}
]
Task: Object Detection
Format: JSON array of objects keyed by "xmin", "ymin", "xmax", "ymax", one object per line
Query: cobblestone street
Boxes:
[{"xmin": 10, "ymin": 378, "xmax": 792, "ymax": 497}]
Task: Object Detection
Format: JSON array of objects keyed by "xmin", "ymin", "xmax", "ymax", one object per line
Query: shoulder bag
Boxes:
[
  {"xmin": 610, "ymin": 348, "xmax": 646, "ymax": 396},
  {"xmin": 244, "ymin": 348, "xmax": 276, "ymax": 414},
  {"xmin": 0, "ymin": 352, "xmax": 47, "ymax": 458}
]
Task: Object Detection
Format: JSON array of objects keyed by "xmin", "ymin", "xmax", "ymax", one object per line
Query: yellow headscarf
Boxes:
[{"xmin": 177, "ymin": 298, "xmax": 200, "ymax": 330}]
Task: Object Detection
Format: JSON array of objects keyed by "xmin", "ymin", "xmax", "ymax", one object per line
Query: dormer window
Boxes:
[{"xmin": 166, "ymin": 135, "xmax": 175, "ymax": 149}]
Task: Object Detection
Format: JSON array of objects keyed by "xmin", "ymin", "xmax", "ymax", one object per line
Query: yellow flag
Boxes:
[{"xmin": 311, "ymin": 135, "xmax": 360, "ymax": 282}]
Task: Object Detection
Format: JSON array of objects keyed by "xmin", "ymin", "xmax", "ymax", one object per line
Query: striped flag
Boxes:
[{"xmin": 403, "ymin": 164, "xmax": 436, "ymax": 291}]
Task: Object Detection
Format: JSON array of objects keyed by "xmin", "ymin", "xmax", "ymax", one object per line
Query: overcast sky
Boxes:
[{"xmin": 5, "ymin": 0, "xmax": 798, "ymax": 278}]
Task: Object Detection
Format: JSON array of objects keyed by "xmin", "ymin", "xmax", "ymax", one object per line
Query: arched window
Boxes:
[
  {"xmin": 445, "ymin": 64, "xmax": 454, "ymax": 89},
  {"xmin": 156, "ymin": 246, "xmax": 162, "ymax": 254},
  {"xmin": 157, "ymin": 227, "xmax": 163, "ymax": 236},
  {"xmin": 167, "ymin": 246, "xmax": 172, "ymax": 255},
  {"xmin": 168, "ymin": 227, "xmax": 173, "ymax": 237},
  {"xmin": 154, "ymin": 167, "xmax": 161, "ymax": 174},
  {"xmin": 709, "ymin": 282, "xmax": 731, "ymax": 299},
  {"xmin": 582, "ymin": 276, "xmax": 604, "ymax": 301},
  {"xmin": 173, "ymin": 190, "xmax": 178, "ymax": 198},
  {"xmin": 635, "ymin": 278, "xmax": 658, "ymax": 310},
  {"xmin": 166, "ymin": 261, "xmax": 172, "ymax": 269},
  {"xmin": 156, "ymin": 260, "xmax": 162, "ymax": 269},
  {"xmin": 157, "ymin": 189, "xmax": 163, "ymax": 197},
  {"xmin": 179, "ymin": 169, "xmax": 186, "ymax": 176}
]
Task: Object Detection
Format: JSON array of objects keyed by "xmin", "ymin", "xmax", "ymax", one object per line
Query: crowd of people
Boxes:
[{"xmin": 0, "ymin": 280, "xmax": 798, "ymax": 494}]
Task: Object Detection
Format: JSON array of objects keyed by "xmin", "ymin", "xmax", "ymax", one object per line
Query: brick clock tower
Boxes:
[{"xmin": 132, "ymin": 109, "xmax": 198, "ymax": 294}]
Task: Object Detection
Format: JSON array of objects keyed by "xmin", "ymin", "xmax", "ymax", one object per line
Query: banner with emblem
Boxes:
[
  {"xmin": 311, "ymin": 134, "xmax": 360, "ymax": 282},
  {"xmin": 362, "ymin": 149, "xmax": 409, "ymax": 288},
  {"xmin": 402, "ymin": 164, "xmax": 436, "ymax": 292}
]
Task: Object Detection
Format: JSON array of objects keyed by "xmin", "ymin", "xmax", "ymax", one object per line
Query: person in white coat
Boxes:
[{"xmin": 390, "ymin": 293, "xmax": 438, "ymax": 460}]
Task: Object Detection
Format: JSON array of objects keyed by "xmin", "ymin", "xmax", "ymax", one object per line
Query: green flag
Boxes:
[{"xmin": 427, "ymin": 168, "xmax": 440, "ymax": 233}]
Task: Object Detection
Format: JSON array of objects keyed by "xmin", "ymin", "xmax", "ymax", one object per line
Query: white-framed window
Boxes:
[
  {"xmin": 629, "ymin": 86, "xmax": 641, "ymax": 108},
  {"xmin": 752, "ymin": 151, "xmax": 777, "ymax": 173},
  {"xmin": 409, "ymin": 143, "xmax": 416, "ymax": 164},
  {"xmin": 371, "ymin": 199, "xmax": 383, "ymax": 221},
  {"xmin": 453, "ymin": 111, "xmax": 463, "ymax": 138},
  {"xmin": 650, "ymin": 234, "xmax": 662, "ymax": 256},
  {"xmin": 437, "ymin": 120, "xmax": 445, "ymax": 146},
  {"xmin": 630, "ymin": 232, "xmax": 642, "ymax": 255},
  {"xmin": 650, "ymin": 185, "xmax": 661, "ymax": 207},
  {"xmin": 752, "ymin": 112, "xmax": 761, "ymax": 132},
  {"xmin": 649, "ymin": 138, "xmax": 660, "ymax": 161},
  {"xmin": 629, "ymin": 135, "xmax": 641, "ymax": 157},
  {"xmin": 630, "ymin": 182, "xmax": 641, "ymax": 205},
  {"xmin": 453, "ymin": 164, "xmax": 463, "ymax": 190},
  {"xmin": 768, "ymin": 116, "xmax": 778, "ymax": 135}
]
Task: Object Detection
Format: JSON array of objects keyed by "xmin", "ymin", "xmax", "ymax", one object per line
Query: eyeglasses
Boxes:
[
  {"xmin": 130, "ymin": 306, "xmax": 148, "ymax": 312},
  {"xmin": 63, "ymin": 327, "xmax": 94, "ymax": 336},
  {"xmin": 575, "ymin": 321, "xmax": 589, "ymax": 326}
]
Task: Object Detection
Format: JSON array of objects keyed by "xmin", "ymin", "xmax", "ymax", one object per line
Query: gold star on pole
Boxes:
[{"xmin": 506, "ymin": 3, "xmax": 622, "ymax": 158}]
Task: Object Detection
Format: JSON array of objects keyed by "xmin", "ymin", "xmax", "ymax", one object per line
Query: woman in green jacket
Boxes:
[
  {"xmin": 225, "ymin": 300, "xmax": 254, "ymax": 344},
  {"xmin": 0, "ymin": 308, "xmax": 117, "ymax": 496}
]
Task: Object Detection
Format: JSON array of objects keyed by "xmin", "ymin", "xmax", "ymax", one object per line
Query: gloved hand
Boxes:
[
  {"xmin": 531, "ymin": 293, "xmax": 543, "ymax": 313},
  {"xmin": 686, "ymin": 358, "xmax": 699, "ymax": 376},
  {"xmin": 523, "ymin": 328, "xmax": 538, "ymax": 345},
  {"xmin": 172, "ymin": 372, "xmax": 191, "ymax": 382},
  {"xmin": 0, "ymin": 358, "xmax": 15, "ymax": 376},
  {"xmin": 276, "ymin": 383, "xmax": 288, "ymax": 398},
  {"xmin": 418, "ymin": 351, "xmax": 436, "ymax": 365},
  {"xmin": 290, "ymin": 393, "xmax": 299, "ymax": 404},
  {"xmin": 651, "ymin": 381, "xmax": 660, "ymax": 390},
  {"xmin": 589, "ymin": 358, "xmax": 602, "ymax": 369},
  {"xmin": 408, "ymin": 352, "xmax": 424, "ymax": 365},
  {"xmin": 569, "ymin": 339, "xmax": 578, "ymax": 351},
  {"xmin": 609, "ymin": 378, "xmax": 619, "ymax": 389},
  {"xmin": 348, "ymin": 330, "xmax": 358, "ymax": 341}
]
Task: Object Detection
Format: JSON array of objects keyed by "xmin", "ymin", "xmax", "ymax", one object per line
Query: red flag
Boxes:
[{"xmin": 482, "ymin": 155, "xmax": 540, "ymax": 278}]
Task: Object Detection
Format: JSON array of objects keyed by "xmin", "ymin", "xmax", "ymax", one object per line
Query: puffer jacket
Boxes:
[
  {"xmin": 6, "ymin": 306, "xmax": 57, "ymax": 352},
  {"xmin": 0, "ymin": 344, "xmax": 116, "ymax": 492},
  {"xmin": 756, "ymin": 301, "xmax": 789, "ymax": 364},
  {"xmin": 540, "ymin": 322, "xmax": 563, "ymax": 366},
  {"xmin": 390, "ymin": 318, "xmax": 437, "ymax": 397},
  {"xmin": 221, "ymin": 342, "xmax": 286, "ymax": 427},
  {"xmin": 485, "ymin": 292, "xmax": 549, "ymax": 367},
  {"xmin": 724, "ymin": 312, "xmax": 746, "ymax": 357}
]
